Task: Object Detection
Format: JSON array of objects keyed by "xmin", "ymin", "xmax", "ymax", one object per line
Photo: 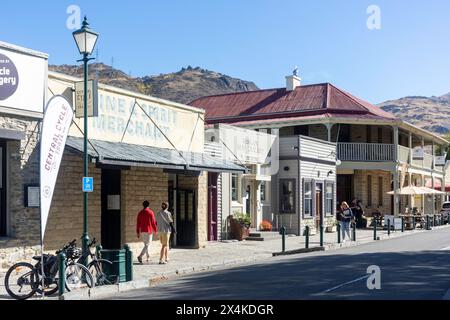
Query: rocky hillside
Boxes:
[
  {"xmin": 379, "ymin": 94, "xmax": 450, "ymax": 135},
  {"xmin": 49, "ymin": 63, "xmax": 259, "ymax": 104}
]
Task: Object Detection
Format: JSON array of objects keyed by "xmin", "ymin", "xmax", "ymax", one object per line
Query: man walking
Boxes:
[
  {"xmin": 136, "ymin": 200, "xmax": 157, "ymax": 264},
  {"xmin": 156, "ymin": 202, "xmax": 174, "ymax": 264}
]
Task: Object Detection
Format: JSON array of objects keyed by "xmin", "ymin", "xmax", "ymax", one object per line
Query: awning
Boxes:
[
  {"xmin": 387, "ymin": 186, "xmax": 446, "ymax": 195},
  {"xmin": 66, "ymin": 136, "xmax": 246, "ymax": 173}
]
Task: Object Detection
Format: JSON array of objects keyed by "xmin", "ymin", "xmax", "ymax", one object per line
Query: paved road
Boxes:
[{"xmin": 103, "ymin": 228, "xmax": 450, "ymax": 300}]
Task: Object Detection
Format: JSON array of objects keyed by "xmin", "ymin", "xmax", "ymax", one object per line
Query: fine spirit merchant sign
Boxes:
[{"xmin": 40, "ymin": 95, "xmax": 73, "ymax": 241}]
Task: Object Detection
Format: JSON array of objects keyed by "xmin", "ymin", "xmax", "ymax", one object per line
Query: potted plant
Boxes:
[
  {"xmin": 259, "ymin": 220, "xmax": 273, "ymax": 231},
  {"xmin": 229, "ymin": 211, "xmax": 251, "ymax": 241}
]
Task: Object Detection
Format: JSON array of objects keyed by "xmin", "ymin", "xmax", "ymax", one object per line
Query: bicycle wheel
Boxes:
[
  {"xmin": 4, "ymin": 262, "xmax": 38, "ymax": 300},
  {"xmin": 88, "ymin": 259, "xmax": 116, "ymax": 286},
  {"xmin": 34, "ymin": 272, "xmax": 59, "ymax": 297},
  {"xmin": 64, "ymin": 263, "xmax": 94, "ymax": 292}
]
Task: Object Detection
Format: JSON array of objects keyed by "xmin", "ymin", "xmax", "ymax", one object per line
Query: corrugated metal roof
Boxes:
[
  {"xmin": 189, "ymin": 83, "xmax": 395, "ymax": 123},
  {"xmin": 66, "ymin": 136, "xmax": 246, "ymax": 173}
]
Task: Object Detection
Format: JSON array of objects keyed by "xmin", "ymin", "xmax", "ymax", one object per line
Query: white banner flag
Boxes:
[{"xmin": 40, "ymin": 95, "xmax": 73, "ymax": 242}]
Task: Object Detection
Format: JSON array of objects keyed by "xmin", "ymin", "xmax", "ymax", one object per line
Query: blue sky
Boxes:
[{"xmin": 1, "ymin": 0, "xmax": 449, "ymax": 103}]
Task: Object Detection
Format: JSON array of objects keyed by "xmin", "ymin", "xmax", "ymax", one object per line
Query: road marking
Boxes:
[
  {"xmin": 440, "ymin": 246, "xmax": 450, "ymax": 251},
  {"xmin": 321, "ymin": 275, "xmax": 371, "ymax": 294}
]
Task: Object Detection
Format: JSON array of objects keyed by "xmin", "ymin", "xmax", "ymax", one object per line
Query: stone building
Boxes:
[
  {"xmin": 0, "ymin": 41, "xmax": 48, "ymax": 268},
  {"xmin": 1, "ymin": 40, "xmax": 244, "ymax": 269}
]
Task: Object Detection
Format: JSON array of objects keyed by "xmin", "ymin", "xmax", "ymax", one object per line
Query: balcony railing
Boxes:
[
  {"xmin": 337, "ymin": 143, "xmax": 394, "ymax": 161},
  {"xmin": 204, "ymin": 142, "xmax": 223, "ymax": 159},
  {"xmin": 337, "ymin": 143, "xmax": 443, "ymax": 172}
]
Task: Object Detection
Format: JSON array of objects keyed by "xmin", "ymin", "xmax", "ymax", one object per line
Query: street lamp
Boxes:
[{"xmin": 73, "ymin": 17, "xmax": 99, "ymax": 264}]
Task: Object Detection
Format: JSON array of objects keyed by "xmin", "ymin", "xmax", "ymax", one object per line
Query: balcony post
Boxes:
[
  {"xmin": 408, "ymin": 132, "xmax": 413, "ymax": 164},
  {"xmin": 393, "ymin": 126, "xmax": 399, "ymax": 216},
  {"xmin": 325, "ymin": 123, "xmax": 334, "ymax": 142}
]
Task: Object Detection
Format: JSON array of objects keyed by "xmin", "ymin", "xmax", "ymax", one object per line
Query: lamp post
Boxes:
[{"xmin": 73, "ymin": 17, "xmax": 99, "ymax": 264}]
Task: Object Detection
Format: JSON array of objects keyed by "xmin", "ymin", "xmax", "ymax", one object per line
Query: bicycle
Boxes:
[
  {"xmin": 73, "ymin": 237, "xmax": 116, "ymax": 286},
  {"xmin": 4, "ymin": 239, "xmax": 94, "ymax": 299}
]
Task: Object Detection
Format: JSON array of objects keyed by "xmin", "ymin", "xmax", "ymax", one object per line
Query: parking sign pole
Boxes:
[{"xmin": 82, "ymin": 52, "xmax": 90, "ymax": 266}]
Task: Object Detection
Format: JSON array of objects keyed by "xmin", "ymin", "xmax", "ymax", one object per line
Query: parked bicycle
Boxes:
[
  {"xmin": 73, "ymin": 237, "xmax": 116, "ymax": 286},
  {"xmin": 3, "ymin": 239, "xmax": 93, "ymax": 300}
]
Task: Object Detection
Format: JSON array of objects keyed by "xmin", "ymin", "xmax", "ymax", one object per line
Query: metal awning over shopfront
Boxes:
[{"xmin": 66, "ymin": 136, "xmax": 246, "ymax": 173}]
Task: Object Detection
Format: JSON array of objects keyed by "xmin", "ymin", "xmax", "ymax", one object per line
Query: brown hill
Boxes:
[
  {"xmin": 379, "ymin": 95, "xmax": 450, "ymax": 135},
  {"xmin": 49, "ymin": 63, "xmax": 259, "ymax": 104}
]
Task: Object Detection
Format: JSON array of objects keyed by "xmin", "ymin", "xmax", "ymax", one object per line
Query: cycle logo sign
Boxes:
[{"xmin": 0, "ymin": 53, "xmax": 19, "ymax": 101}]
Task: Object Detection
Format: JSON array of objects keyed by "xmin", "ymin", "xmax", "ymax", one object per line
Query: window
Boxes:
[
  {"xmin": 378, "ymin": 128, "xmax": 383, "ymax": 143},
  {"xmin": 260, "ymin": 182, "xmax": 266, "ymax": 202},
  {"xmin": 303, "ymin": 180, "xmax": 313, "ymax": 217},
  {"xmin": 378, "ymin": 176, "xmax": 383, "ymax": 206},
  {"xmin": 325, "ymin": 182, "xmax": 334, "ymax": 216},
  {"xmin": 367, "ymin": 175, "xmax": 373, "ymax": 207},
  {"xmin": 280, "ymin": 179, "xmax": 296, "ymax": 214},
  {"xmin": 231, "ymin": 174, "xmax": 238, "ymax": 202}
]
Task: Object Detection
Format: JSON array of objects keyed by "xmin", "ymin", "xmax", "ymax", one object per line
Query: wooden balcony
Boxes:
[
  {"xmin": 337, "ymin": 143, "xmax": 444, "ymax": 172},
  {"xmin": 337, "ymin": 143, "xmax": 394, "ymax": 162}
]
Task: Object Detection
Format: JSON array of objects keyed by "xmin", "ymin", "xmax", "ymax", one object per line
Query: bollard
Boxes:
[
  {"xmin": 337, "ymin": 223, "xmax": 341, "ymax": 244},
  {"xmin": 352, "ymin": 222, "xmax": 356, "ymax": 241},
  {"xmin": 401, "ymin": 217, "xmax": 405, "ymax": 233},
  {"xmin": 305, "ymin": 226, "xmax": 310, "ymax": 249},
  {"xmin": 320, "ymin": 224, "xmax": 324, "ymax": 247},
  {"xmin": 388, "ymin": 219, "xmax": 391, "ymax": 236},
  {"xmin": 426, "ymin": 215, "xmax": 430, "ymax": 230},
  {"xmin": 374, "ymin": 218, "xmax": 378, "ymax": 240},
  {"xmin": 280, "ymin": 226, "xmax": 286, "ymax": 253},
  {"xmin": 58, "ymin": 252, "xmax": 66, "ymax": 297},
  {"xmin": 124, "ymin": 244, "xmax": 133, "ymax": 282}
]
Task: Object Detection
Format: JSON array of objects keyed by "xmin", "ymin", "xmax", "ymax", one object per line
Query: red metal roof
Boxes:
[{"xmin": 190, "ymin": 83, "xmax": 396, "ymax": 124}]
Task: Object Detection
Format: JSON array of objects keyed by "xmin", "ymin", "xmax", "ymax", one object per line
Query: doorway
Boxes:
[
  {"xmin": 176, "ymin": 189, "xmax": 196, "ymax": 247},
  {"xmin": 337, "ymin": 175, "xmax": 353, "ymax": 204},
  {"xmin": 315, "ymin": 183, "xmax": 323, "ymax": 229},
  {"xmin": 207, "ymin": 173, "xmax": 218, "ymax": 241},
  {"xmin": 101, "ymin": 169, "xmax": 121, "ymax": 249},
  {"xmin": 0, "ymin": 141, "xmax": 6, "ymax": 236}
]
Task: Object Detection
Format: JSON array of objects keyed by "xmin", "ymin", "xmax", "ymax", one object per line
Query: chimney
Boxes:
[{"xmin": 286, "ymin": 67, "xmax": 301, "ymax": 91}]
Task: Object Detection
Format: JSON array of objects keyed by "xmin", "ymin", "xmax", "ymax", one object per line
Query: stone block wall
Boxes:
[
  {"xmin": 121, "ymin": 167, "xmax": 168, "ymax": 247},
  {"xmin": 178, "ymin": 172, "xmax": 208, "ymax": 248},
  {"xmin": 353, "ymin": 170, "xmax": 392, "ymax": 214},
  {"xmin": 44, "ymin": 152, "xmax": 102, "ymax": 250}
]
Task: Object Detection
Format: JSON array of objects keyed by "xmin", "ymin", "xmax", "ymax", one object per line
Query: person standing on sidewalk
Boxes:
[
  {"xmin": 156, "ymin": 202, "xmax": 174, "ymax": 264},
  {"xmin": 136, "ymin": 200, "xmax": 157, "ymax": 264},
  {"xmin": 339, "ymin": 201, "xmax": 354, "ymax": 242}
]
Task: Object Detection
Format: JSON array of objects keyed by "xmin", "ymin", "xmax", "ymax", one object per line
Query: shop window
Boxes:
[
  {"xmin": 280, "ymin": 179, "xmax": 296, "ymax": 214},
  {"xmin": 261, "ymin": 182, "xmax": 266, "ymax": 202},
  {"xmin": 325, "ymin": 182, "xmax": 334, "ymax": 216},
  {"xmin": 303, "ymin": 179, "xmax": 313, "ymax": 217},
  {"xmin": 231, "ymin": 174, "xmax": 238, "ymax": 202}
]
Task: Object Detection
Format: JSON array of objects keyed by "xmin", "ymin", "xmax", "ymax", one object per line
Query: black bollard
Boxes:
[
  {"xmin": 401, "ymin": 217, "xmax": 405, "ymax": 233},
  {"xmin": 388, "ymin": 219, "xmax": 391, "ymax": 236},
  {"xmin": 280, "ymin": 226, "xmax": 286, "ymax": 252},
  {"xmin": 305, "ymin": 226, "xmax": 310, "ymax": 249},
  {"xmin": 352, "ymin": 222, "xmax": 356, "ymax": 241},
  {"xmin": 374, "ymin": 217, "xmax": 378, "ymax": 240},
  {"xmin": 337, "ymin": 223, "xmax": 341, "ymax": 244}
]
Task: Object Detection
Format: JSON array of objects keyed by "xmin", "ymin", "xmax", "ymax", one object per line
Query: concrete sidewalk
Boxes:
[{"xmin": 1, "ymin": 224, "xmax": 449, "ymax": 300}]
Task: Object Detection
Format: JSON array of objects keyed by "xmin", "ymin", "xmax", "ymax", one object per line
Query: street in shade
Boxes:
[{"xmin": 103, "ymin": 228, "xmax": 450, "ymax": 300}]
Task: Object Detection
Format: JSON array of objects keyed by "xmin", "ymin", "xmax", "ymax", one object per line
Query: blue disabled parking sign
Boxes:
[{"xmin": 82, "ymin": 177, "xmax": 94, "ymax": 192}]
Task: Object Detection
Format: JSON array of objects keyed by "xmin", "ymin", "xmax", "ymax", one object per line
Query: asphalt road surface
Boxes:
[{"xmin": 104, "ymin": 228, "xmax": 450, "ymax": 300}]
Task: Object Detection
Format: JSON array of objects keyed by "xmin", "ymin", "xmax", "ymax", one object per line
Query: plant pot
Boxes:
[
  {"xmin": 326, "ymin": 226, "xmax": 337, "ymax": 233},
  {"xmin": 230, "ymin": 219, "xmax": 250, "ymax": 241}
]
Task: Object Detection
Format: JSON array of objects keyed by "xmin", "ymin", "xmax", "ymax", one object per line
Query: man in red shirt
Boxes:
[{"xmin": 136, "ymin": 200, "xmax": 157, "ymax": 264}]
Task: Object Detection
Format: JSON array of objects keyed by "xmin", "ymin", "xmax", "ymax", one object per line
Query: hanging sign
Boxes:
[{"xmin": 75, "ymin": 79, "xmax": 98, "ymax": 118}]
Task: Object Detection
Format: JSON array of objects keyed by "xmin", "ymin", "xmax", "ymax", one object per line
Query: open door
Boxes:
[{"xmin": 101, "ymin": 169, "xmax": 121, "ymax": 249}]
